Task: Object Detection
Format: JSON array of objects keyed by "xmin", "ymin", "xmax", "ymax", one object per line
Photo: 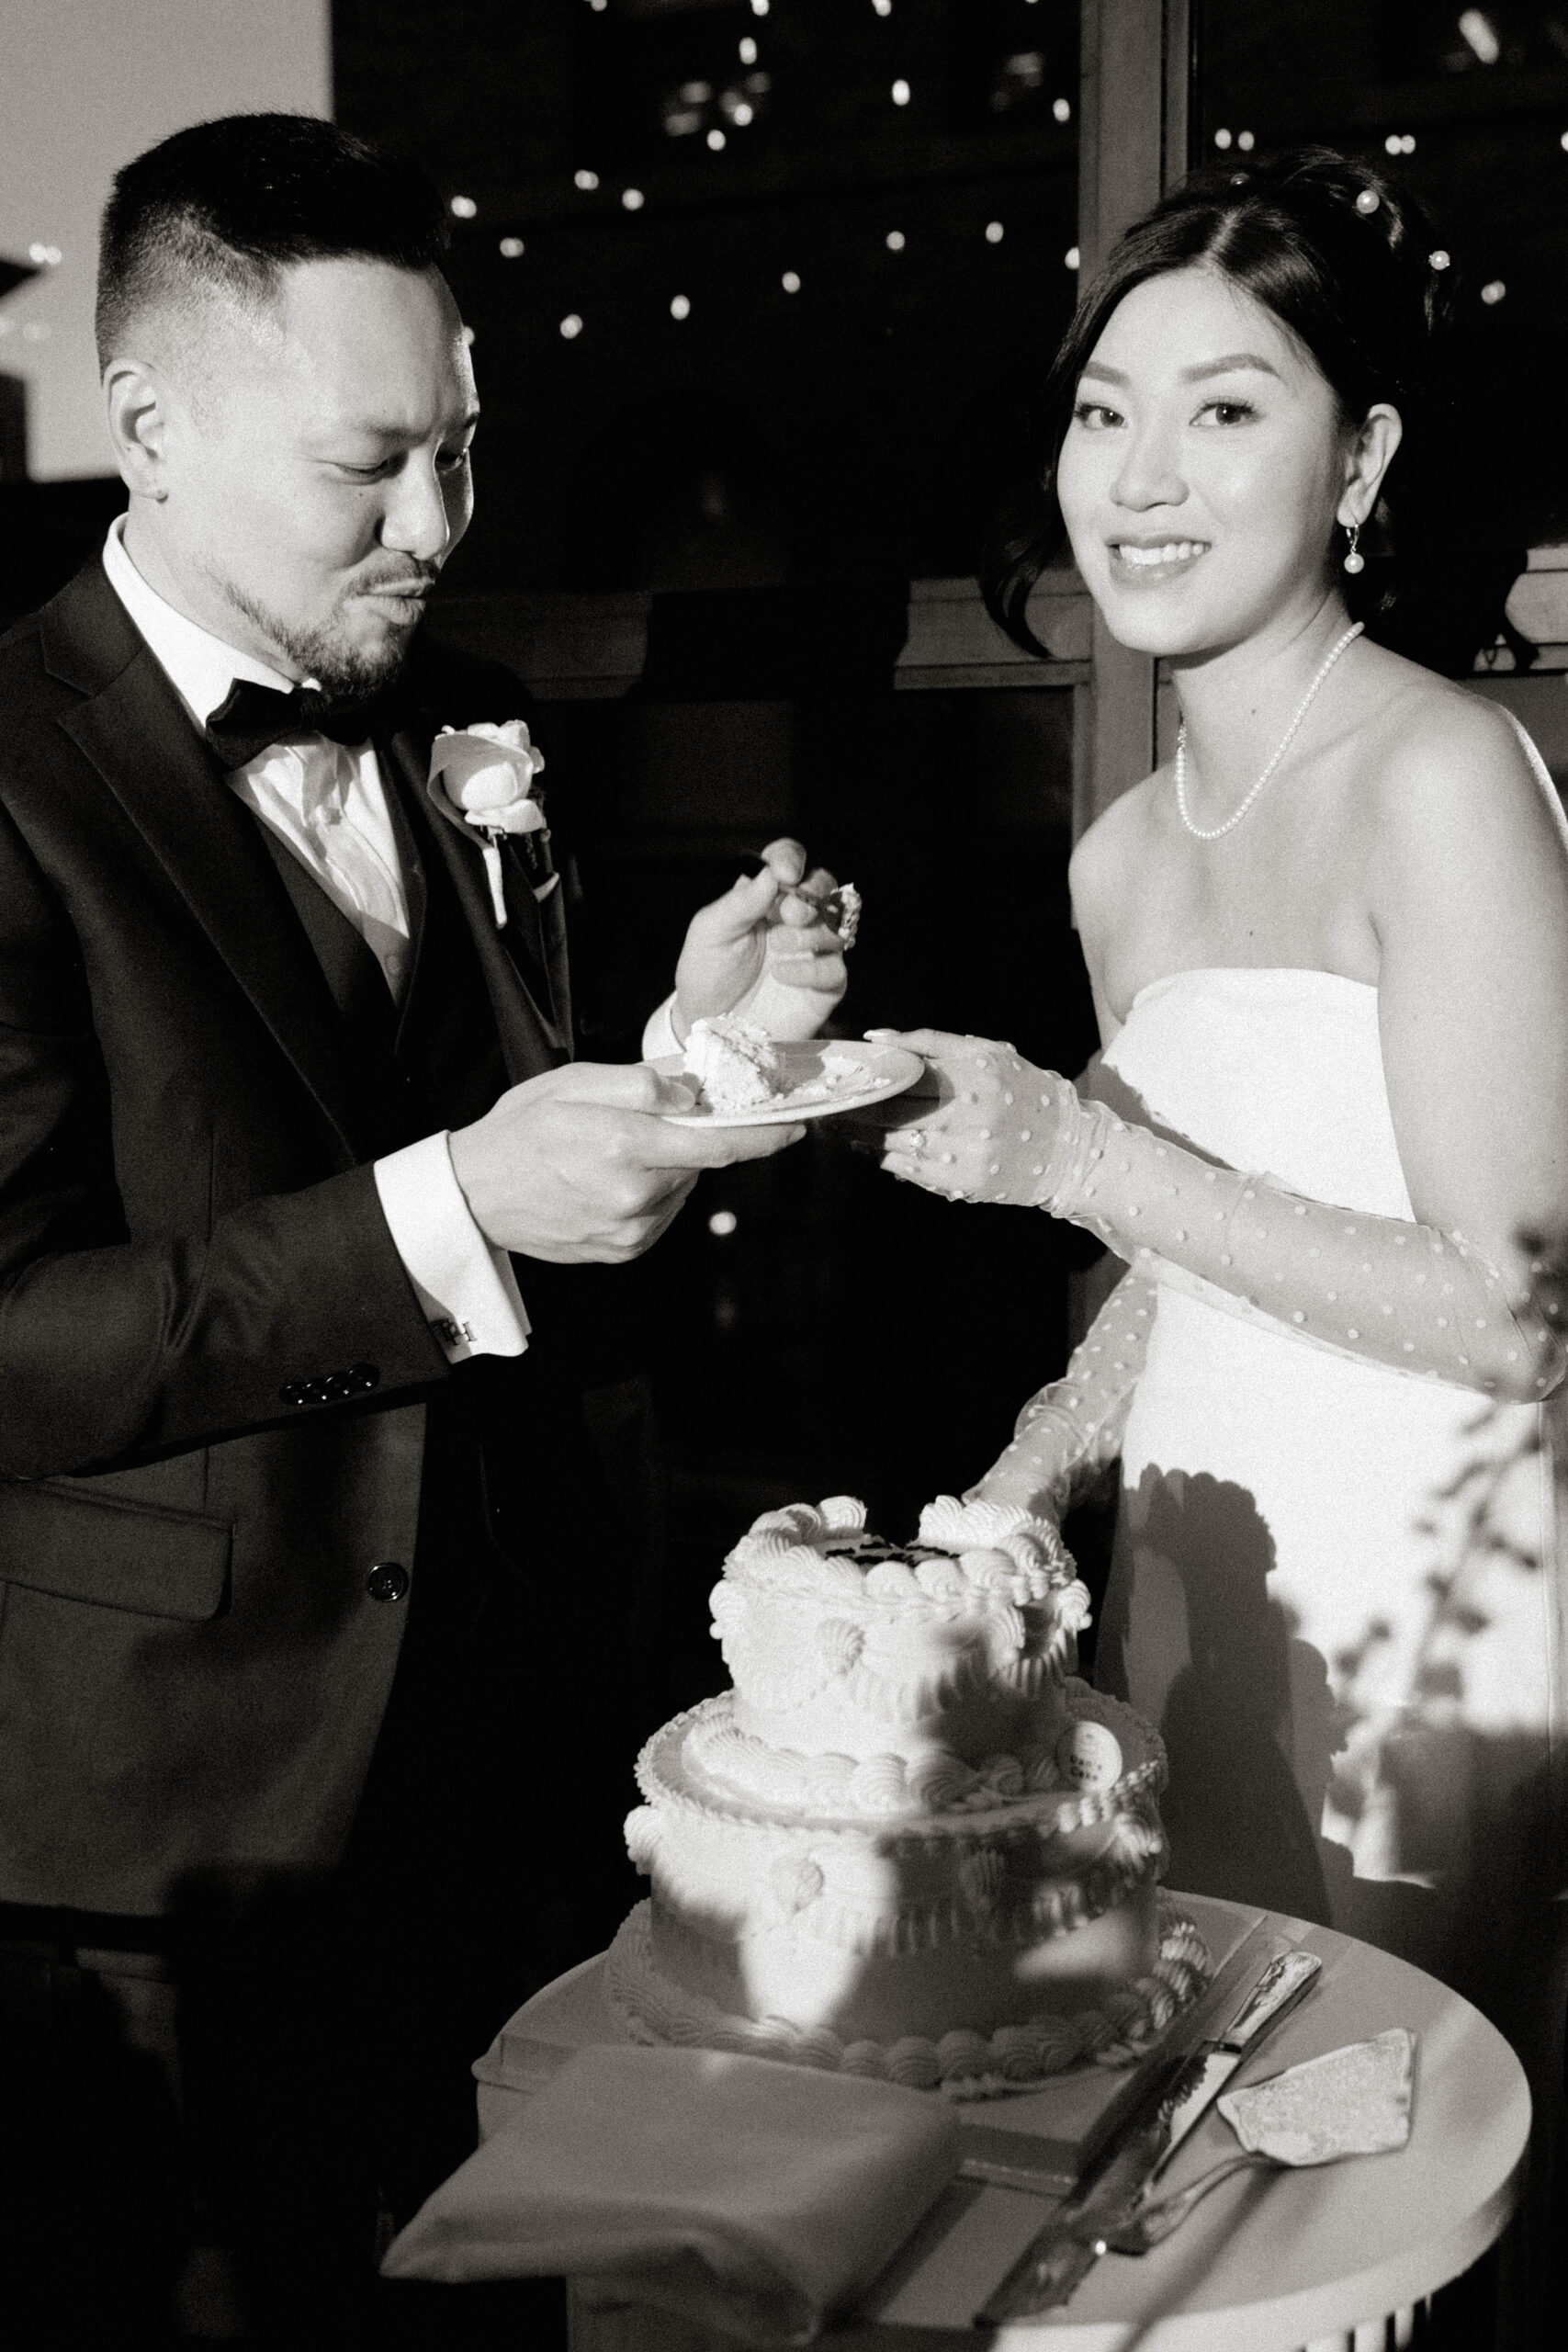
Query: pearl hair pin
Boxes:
[{"xmin": 1174, "ymin": 620, "xmax": 1364, "ymax": 841}]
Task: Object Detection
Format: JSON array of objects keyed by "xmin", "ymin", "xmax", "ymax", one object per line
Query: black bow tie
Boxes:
[{"xmin": 205, "ymin": 678, "xmax": 398, "ymax": 770}]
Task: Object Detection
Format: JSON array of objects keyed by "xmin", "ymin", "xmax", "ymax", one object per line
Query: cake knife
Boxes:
[
  {"xmin": 956, "ymin": 1913, "xmax": 1281, "ymax": 2195},
  {"xmin": 975, "ymin": 1944, "xmax": 1322, "ymax": 2323}
]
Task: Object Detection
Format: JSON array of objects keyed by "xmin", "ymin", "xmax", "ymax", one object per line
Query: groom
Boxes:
[{"xmin": 0, "ymin": 115, "xmax": 845, "ymax": 2340}]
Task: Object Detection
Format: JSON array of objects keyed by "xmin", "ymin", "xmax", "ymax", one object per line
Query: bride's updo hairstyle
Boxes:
[{"xmin": 982, "ymin": 149, "xmax": 1448, "ymax": 658}]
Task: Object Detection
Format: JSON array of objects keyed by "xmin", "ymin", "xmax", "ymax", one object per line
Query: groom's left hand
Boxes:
[{"xmin": 673, "ymin": 837, "xmax": 849, "ymax": 1043}]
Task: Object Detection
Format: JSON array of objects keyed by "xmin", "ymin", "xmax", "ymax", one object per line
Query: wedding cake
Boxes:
[{"xmin": 607, "ymin": 1495, "xmax": 1207, "ymax": 2096}]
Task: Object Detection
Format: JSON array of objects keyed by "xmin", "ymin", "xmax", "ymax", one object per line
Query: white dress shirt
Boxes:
[
  {"xmin": 641, "ymin": 995, "xmax": 682, "ymax": 1060},
  {"xmin": 101, "ymin": 518, "xmax": 530, "ymax": 1363}
]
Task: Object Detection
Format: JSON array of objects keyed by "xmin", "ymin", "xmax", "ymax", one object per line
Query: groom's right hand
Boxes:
[{"xmin": 449, "ymin": 1061, "xmax": 803, "ymax": 1263}]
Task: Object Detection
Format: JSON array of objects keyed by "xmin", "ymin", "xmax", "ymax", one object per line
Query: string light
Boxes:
[
  {"xmin": 985, "ymin": 220, "xmax": 1004, "ymax": 243},
  {"xmin": 1458, "ymin": 8, "xmax": 1501, "ymax": 65},
  {"xmin": 739, "ymin": 35, "xmax": 758, "ymax": 62},
  {"xmin": 873, "ymin": 1, "xmax": 892, "ymax": 15},
  {"xmin": 1560, "ymin": 130, "xmax": 1568, "ymax": 150},
  {"xmin": 574, "ymin": 169, "xmax": 599, "ymax": 191},
  {"xmin": 708, "ymin": 1211, "xmax": 739, "ymax": 1236},
  {"xmin": 1237, "ymin": 130, "xmax": 1255, "ymax": 151},
  {"xmin": 499, "ymin": 236, "xmax": 524, "ymax": 258},
  {"xmin": 1429, "ymin": 249, "xmax": 1451, "ymax": 269},
  {"xmin": 1384, "ymin": 132, "xmax": 1416, "ymax": 155},
  {"xmin": 1053, "ymin": 97, "xmax": 1071, "ymax": 123},
  {"xmin": 750, "ymin": 0, "xmax": 769, "ymax": 14},
  {"xmin": 732, "ymin": 102, "xmax": 755, "ymax": 125},
  {"xmin": 707, "ymin": 128, "xmax": 727, "ymax": 150},
  {"xmin": 1065, "ymin": 245, "xmax": 1080, "ymax": 270},
  {"xmin": 891, "ymin": 78, "xmax": 911, "ymax": 106},
  {"xmin": 782, "ymin": 270, "xmax": 801, "ymax": 292},
  {"xmin": 886, "ymin": 230, "xmax": 906, "ymax": 251},
  {"xmin": 1481, "ymin": 279, "xmax": 1506, "ymax": 304},
  {"xmin": 26, "ymin": 242, "xmax": 62, "ymax": 266},
  {"xmin": 671, "ymin": 293, "xmax": 691, "ymax": 320},
  {"xmin": 1213, "ymin": 128, "xmax": 1233, "ymax": 150},
  {"xmin": 622, "ymin": 187, "xmax": 644, "ymax": 209},
  {"xmin": 559, "ymin": 313, "xmax": 583, "ymax": 338},
  {"xmin": 449, "ymin": 196, "xmax": 477, "ymax": 219},
  {"xmin": 461, "ymin": 325, "xmax": 476, "ymax": 345}
]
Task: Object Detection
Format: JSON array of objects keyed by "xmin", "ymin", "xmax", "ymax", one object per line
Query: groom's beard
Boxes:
[{"xmin": 202, "ymin": 560, "xmax": 440, "ymax": 699}]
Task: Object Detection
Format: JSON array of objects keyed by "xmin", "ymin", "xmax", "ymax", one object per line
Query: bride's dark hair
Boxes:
[{"xmin": 981, "ymin": 148, "xmax": 1458, "ymax": 661}]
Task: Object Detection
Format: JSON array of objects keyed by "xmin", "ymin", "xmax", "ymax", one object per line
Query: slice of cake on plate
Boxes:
[{"xmin": 682, "ymin": 1015, "xmax": 786, "ymax": 1114}]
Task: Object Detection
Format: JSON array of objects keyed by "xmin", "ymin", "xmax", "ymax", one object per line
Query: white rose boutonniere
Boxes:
[{"xmin": 427, "ymin": 720, "xmax": 548, "ymax": 928}]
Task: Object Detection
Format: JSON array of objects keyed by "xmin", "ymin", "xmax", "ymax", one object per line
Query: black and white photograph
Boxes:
[{"xmin": 3, "ymin": 4, "xmax": 1567, "ymax": 2347}]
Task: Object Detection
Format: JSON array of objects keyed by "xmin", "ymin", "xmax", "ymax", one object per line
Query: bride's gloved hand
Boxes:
[
  {"xmin": 874, "ymin": 1027, "xmax": 1563, "ymax": 1403},
  {"xmin": 966, "ymin": 1272, "xmax": 1157, "ymax": 1518}
]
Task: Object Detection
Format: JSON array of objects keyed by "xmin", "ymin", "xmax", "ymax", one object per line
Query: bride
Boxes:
[{"xmin": 875, "ymin": 151, "xmax": 1568, "ymax": 2034}]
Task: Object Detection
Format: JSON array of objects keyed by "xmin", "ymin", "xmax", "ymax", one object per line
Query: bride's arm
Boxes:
[
  {"xmin": 879, "ymin": 704, "xmax": 1568, "ymax": 1404},
  {"xmin": 965, "ymin": 1266, "xmax": 1157, "ymax": 1515},
  {"xmin": 882, "ymin": 1033, "xmax": 1561, "ymax": 1398}
]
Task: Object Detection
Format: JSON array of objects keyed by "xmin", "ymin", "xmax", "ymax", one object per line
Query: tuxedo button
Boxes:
[{"xmin": 366, "ymin": 1560, "xmax": 410, "ymax": 1604}]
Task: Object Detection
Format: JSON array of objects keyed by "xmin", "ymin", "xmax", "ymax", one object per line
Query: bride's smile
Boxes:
[{"xmin": 1055, "ymin": 266, "xmax": 1392, "ymax": 666}]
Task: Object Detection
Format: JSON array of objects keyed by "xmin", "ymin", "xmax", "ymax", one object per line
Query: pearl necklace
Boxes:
[{"xmin": 1174, "ymin": 621, "xmax": 1364, "ymax": 842}]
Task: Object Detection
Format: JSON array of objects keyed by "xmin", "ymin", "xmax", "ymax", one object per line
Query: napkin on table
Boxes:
[{"xmin": 381, "ymin": 2041, "xmax": 960, "ymax": 2346}]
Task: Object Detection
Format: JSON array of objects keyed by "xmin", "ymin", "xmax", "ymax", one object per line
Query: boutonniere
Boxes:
[{"xmin": 427, "ymin": 720, "xmax": 549, "ymax": 928}]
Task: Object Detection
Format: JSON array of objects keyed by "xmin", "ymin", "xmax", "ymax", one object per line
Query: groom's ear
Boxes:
[{"xmin": 104, "ymin": 355, "xmax": 173, "ymax": 501}]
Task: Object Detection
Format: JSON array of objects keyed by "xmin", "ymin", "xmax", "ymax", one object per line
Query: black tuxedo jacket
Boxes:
[{"xmin": 0, "ymin": 557, "xmax": 633, "ymax": 1920}]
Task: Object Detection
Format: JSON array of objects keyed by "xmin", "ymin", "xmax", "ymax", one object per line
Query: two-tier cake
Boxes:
[{"xmin": 607, "ymin": 1495, "xmax": 1207, "ymax": 2096}]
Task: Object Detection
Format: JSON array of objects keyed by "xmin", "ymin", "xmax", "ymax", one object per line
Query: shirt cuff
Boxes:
[
  {"xmin": 374, "ymin": 1131, "xmax": 530, "ymax": 1363},
  {"xmin": 642, "ymin": 992, "xmax": 682, "ymax": 1060}
]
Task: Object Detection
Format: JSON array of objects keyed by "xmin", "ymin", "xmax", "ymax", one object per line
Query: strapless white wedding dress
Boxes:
[{"xmin": 1093, "ymin": 967, "xmax": 1566, "ymax": 2005}]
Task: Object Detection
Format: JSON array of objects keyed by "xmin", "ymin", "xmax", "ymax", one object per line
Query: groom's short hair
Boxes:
[{"xmin": 96, "ymin": 113, "xmax": 450, "ymax": 368}]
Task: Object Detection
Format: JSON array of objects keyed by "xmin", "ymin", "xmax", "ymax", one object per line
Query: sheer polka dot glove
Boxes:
[
  {"xmin": 966, "ymin": 1272, "xmax": 1157, "ymax": 1517},
  {"xmin": 878, "ymin": 1029, "xmax": 1562, "ymax": 1402}
]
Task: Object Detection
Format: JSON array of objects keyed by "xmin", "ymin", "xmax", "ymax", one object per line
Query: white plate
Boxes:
[{"xmin": 650, "ymin": 1038, "xmax": 924, "ymax": 1127}]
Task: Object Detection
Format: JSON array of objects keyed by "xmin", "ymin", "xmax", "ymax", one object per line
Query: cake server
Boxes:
[{"xmin": 974, "ymin": 1943, "xmax": 1322, "ymax": 2322}]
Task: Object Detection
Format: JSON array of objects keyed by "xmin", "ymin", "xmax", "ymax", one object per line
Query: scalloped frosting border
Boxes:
[
  {"xmin": 677, "ymin": 1681, "xmax": 1164, "ymax": 1827},
  {"xmin": 604, "ymin": 1897, "xmax": 1212, "ymax": 2100},
  {"xmin": 709, "ymin": 1580, "xmax": 1081, "ymax": 1731}
]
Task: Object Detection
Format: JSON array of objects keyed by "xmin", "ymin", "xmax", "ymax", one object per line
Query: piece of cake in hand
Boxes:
[
  {"xmin": 607, "ymin": 1494, "xmax": 1210, "ymax": 2097},
  {"xmin": 682, "ymin": 1014, "xmax": 786, "ymax": 1114}
]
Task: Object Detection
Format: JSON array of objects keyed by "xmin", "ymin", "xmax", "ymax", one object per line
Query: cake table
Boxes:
[{"xmin": 471, "ymin": 1894, "xmax": 1529, "ymax": 2352}]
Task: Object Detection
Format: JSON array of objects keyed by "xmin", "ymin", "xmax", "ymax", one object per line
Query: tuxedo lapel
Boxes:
[
  {"xmin": 380, "ymin": 726, "xmax": 570, "ymax": 1080},
  {"xmin": 44, "ymin": 564, "xmax": 368, "ymax": 1159}
]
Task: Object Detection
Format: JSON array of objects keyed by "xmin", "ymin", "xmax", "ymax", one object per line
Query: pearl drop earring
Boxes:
[{"xmin": 1342, "ymin": 521, "xmax": 1364, "ymax": 576}]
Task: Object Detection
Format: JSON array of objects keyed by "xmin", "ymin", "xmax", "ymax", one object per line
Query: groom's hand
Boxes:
[
  {"xmin": 673, "ymin": 838, "xmax": 848, "ymax": 1044},
  {"xmin": 449, "ymin": 1062, "xmax": 804, "ymax": 1263}
]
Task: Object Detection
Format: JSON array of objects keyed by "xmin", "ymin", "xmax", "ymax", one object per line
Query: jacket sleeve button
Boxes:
[
  {"xmin": 279, "ymin": 1380, "xmax": 308, "ymax": 1407},
  {"xmin": 366, "ymin": 1560, "xmax": 410, "ymax": 1604},
  {"xmin": 347, "ymin": 1363, "xmax": 380, "ymax": 1393}
]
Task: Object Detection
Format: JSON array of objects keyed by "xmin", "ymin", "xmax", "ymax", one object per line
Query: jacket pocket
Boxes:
[{"xmin": 0, "ymin": 1478, "xmax": 231, "ymax": 1621}]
